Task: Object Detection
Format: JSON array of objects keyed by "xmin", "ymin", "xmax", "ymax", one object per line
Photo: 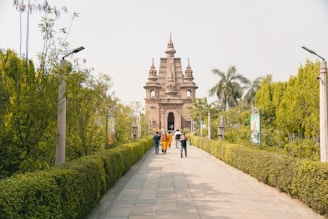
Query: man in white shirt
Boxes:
[{"xmin": 174, "ymin": 129, "xmax": 181, "ymax": 149}]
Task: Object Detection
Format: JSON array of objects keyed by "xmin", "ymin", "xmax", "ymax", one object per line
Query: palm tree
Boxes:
[
  {"xmin": 243, "ymin": 76, "xmax": 263, "ymax": 109},
  {"xmin": 209, "ymin": 66, "xmax": 250, "ymax": 111}
]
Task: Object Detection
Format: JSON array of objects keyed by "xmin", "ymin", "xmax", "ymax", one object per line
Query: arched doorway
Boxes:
[{"xmin": 167, "ymin": 112, "xmax": 174, "ymax": 130}]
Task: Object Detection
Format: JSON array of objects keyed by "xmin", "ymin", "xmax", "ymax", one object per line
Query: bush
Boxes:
[{"xmin": 0, "ymin": 137, "xmax": 153, "ymax": 219}]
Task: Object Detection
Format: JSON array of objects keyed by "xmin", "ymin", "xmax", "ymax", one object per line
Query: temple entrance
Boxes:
[{"xmin": 167, "ymin": 112, "xmax": 174, "ymax": 130}]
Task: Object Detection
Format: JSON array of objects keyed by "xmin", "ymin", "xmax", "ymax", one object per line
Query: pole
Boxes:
[
  {"xmin": 55, "ymin": 46, "xmax": 84, "ymax": 165},
  {"xmin": 55, "ymin": 58, "xmax": 66, "ymax": 165},
  {"xmin": 302, "ymin": 46, "xmax": 328, "ymax": 163},
  {"xmin": 106, "ymin": 109, "xmax": 109, "ymax": 146},
  {"xmin": 319, "ymin": 60, "xmax": 328, "ymax": 162},
  {"xmin": 200, "ymin": 119, "xmax": 203, "ymax": 137},
  {"xmin": 137, "ymin": 113, "xmax": 141, "ymax": 139},
  {"xmin": 208, "ymin": 111, "xmax": 211, "ymax": 139}
]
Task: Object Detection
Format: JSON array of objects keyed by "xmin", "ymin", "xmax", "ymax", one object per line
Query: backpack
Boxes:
[{"xmin": 175, "ymin": 133, "xmax": 180, "ymax": 140}]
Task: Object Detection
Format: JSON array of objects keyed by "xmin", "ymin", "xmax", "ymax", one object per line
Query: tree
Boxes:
[
  {"xmin": 276, "ymin": 61, "xmax": 319, "ymax": 141},
  {"xmin": 0, "ymin": 48, "xmax": 116, "ymax": 175},
  {"xmin": 243, "ymin": 76, "xmax": 263, "ymax": 109},
  {"xmin": 0, "ymin": 49, "xmax": 58, "ymax": 175},
  {"xmin": 115, "ymin": 103, "xmax": 135, "ymax": 144},
  {"xmin": 189, "ymin": 97, "xmax": 220, "ymax": 137},
  {"xmin": 13, "ymin": 0, "xmax": 67, "ymax": 61},
  {"xmin": 254, "ymin": 75, "xmax": 285, "ymax": 146},
  {"xmin": 0, "ymin": 2, "xmax": 111, "ymax": 175},
  {"xmin": 66, "ymin": 70, "xmax": 114, "ymax": 159},
  {"xmin": 209, "ymin": 66, "xmax": 250, "ymax": 111},
  {"xmin": 129, "ymin": 101, "xmax": 145, "ymax": 139}
]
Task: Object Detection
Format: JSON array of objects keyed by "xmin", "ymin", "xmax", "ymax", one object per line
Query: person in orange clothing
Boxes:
[
  {"xmin": 167, "ymin": 131, "xmax": 172, "ymax": 148},
  {"xmin": 160, "ymin": 131, "xmax": 168, "ymax": 154}
]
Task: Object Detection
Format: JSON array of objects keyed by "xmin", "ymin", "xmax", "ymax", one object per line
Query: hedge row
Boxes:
[
  {"xmin": 192, "ymin": 136, "xmax": 328, "ymax": 217},
  {"xmin": 0, "ymin": 138, "xmax": 153, "ymax": 219}
]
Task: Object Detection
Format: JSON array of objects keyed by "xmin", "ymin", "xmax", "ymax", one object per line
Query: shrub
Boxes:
[{"xmin": 0, "ymin": 137, "xmax": 153, "ymax": 218}]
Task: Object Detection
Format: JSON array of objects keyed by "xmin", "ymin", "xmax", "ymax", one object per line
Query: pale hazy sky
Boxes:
[{"xmin": 1, "ymin": 0, "xmax": 328, "ymax": 105}]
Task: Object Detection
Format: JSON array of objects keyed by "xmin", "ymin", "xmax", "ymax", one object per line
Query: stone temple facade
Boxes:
[{"xmin": 144, "ymin": 36, "xmax": 198, "ymax": 133}]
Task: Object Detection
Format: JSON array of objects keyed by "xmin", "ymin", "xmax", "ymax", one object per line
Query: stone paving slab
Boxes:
[{"xmin": 84, "ymin": 145, "xmax": 325, "ymax": 219}]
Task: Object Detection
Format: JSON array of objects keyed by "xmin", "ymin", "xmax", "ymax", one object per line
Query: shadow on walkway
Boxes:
[{"xmin": 84, "ymin": 145, "xmax": 324, "ymax": 219}]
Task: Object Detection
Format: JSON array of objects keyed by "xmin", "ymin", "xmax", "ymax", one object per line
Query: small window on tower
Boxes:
[
  {"xmin": 150, "ymin": 90, "xmax": 155, "ymax": 98},
  {"xmin": 187, "ymin": 90, "xmax": 191, "ymax": 98}
]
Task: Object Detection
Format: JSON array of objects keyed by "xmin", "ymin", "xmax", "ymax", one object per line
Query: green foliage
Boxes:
[
  {"xmin": 0, "ymin": 48, "xmax": 117, "ymax": 177},
  {"xmin": 284, "ymin": 138, "xmax": 320, "ymax": 160},
  {"xmin": 0, "ymin": 47, "xmax": 146, "ymax": 177},
  {"xmin": 0, "ymin": 49, "xmax": 56, "ymax": 176},
  {"xmin": 216, "ymin": 108, "xmax": 249, "ymax": 143},
  {"xmin": 215, "ymin": 61, "xmax": 321, "ymax": 159},
  {"xmin": 275, "ymin": 62, "xmax": 319, "ymax": 139},
  {"xmin": 255, "ymin": 75, "xmax": 284, "ymax": 130},
  {"xmin": 66, "ymin": 72, "xmax": 112, "ymax": 158},
  {"xmin": 209, "ymin": 66, "xmax": 250, "ymax": 111},
  {"xmin": 291, "ymin": 160, "xmax": 328, "ymax": 215},
  {"xmin": 225, "ymin": 62, "xmax": 320, "ymax": 151},
  {"xmin": 0, "ymin": 174, "xmax": 61, "ymax": 218},
  {"xmin": 243, "ymin": 76, "xmax": 263, "ymax": 108},
  {"xmin": 0, "ymin": 138, "xmax": 153, "ymax": 219},
  {"xmin": 115, "ymin": 103, "xmax": 136, "ymax": 143},
  {"xmin": 194, "ymin": 61, "xmax": 320, "ymax": 160},
  {"xmin": 0, "ymin": 0, "xmax": 149, "ymax": 179},
  {"xmin": 189, "ymin": 97, "xmax": 220, "ymax": 137}
]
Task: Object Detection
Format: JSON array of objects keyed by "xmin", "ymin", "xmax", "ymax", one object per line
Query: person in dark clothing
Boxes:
[
  {"xmin": 153, "ymin": 131, "xmax": 161, "ymax": 155},
  {"xmin": 179, "ymin": 133, "xmax": 188, "ymax": 158}
]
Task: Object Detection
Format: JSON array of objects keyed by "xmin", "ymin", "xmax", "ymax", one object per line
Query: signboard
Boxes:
[
  {"xmin": 250, "ymin": 112, "xmax": 260, "ymax": 144},
  {"xmin": 108, "ymin": 116, "xmax": 115, "ymax": 144},
  {"xmin": 106, "ymin": 107, "xmax": 116, "ymax": 145}
]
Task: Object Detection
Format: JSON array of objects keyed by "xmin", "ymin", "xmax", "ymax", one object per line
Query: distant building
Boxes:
[{"xmin": 144, "ymin": 35, "xmax": 198, "ymax": 133}]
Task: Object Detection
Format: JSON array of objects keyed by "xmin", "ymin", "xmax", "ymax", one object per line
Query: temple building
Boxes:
[{"xmin": 144, "ymin": 35, "xmax": 198, "ymax": 133}]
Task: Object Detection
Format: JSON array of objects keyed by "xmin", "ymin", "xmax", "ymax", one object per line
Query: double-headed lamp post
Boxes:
[
  {"xmin": 56, "ymin": 46, "xmax": 85, "ymax": 165},
  {"xmin": 302, "ymin": 46, "xmax": 328, "ymax": 162}
]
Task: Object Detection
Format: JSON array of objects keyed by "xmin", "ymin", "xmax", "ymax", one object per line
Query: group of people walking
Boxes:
[{"xmin": 153, "ymin": 129, "xmax": 188, "ymax": 158}]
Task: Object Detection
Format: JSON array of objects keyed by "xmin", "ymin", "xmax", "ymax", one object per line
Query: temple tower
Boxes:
[{"xmin": 144, "ymin": 35, "xmax": 198, "ymax": 133}]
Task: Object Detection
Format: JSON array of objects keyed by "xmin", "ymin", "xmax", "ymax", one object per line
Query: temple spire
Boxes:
[
  {"xmin": 148, "ymin": 58, "xmax": 157, "ymax": 81},
  {"xmin": 165, "ymin": 33, "xmax": 176, "ymax": 57},
  {"xmin": 184, "ymin": 58, "xmax": 194, "ymax": 80}
]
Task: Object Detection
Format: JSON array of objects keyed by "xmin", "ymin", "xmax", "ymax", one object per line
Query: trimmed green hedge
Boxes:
[
  {"xmin": 0, "ymin": 138, "xmax": 153, "ymax": 219},
  {"xmin": 192, "ymin": 136, "xmax": 328, "ymax": 217}
]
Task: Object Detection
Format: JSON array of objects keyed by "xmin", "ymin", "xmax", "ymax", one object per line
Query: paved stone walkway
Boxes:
[{"xmin": 84, "ymin": 145, "xmax": 324, "ymax": 219}]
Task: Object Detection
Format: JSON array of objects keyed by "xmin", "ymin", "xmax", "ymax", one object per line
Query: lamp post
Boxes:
[
  {"xmin": 56, "ymin": 46, "xmax": 85, "ymax": 165},
  {"xmin": 105, "ymin": 105, "xmax": 116, "ymax": 147},
  {"xmin": 302, "ymin": 46, "xmax": 328, "ymax": 162},
  {"xmin": 218, "ymin": 115, "xmax": 224, "ymax": 141},
  {"xmin": 106, "ymin": 108, "xmax": 109, "ymax": 146},
  {"xmin": 137, "ymin": 113, "xmax": 141, "ymax": 139},
  {"xmin": 208, "ymin": 111, "xmax": 211, "ymax": 139}
]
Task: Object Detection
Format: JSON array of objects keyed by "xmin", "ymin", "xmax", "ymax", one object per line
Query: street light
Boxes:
[
  {"xmin": 208, "ymin": 111, "xmax": 211, "ymax": 139},
  {"xmin": 56, "ymin": 46, "xmax": 85, "ymax": 165},
  {"xmin": 302, "ymin": 46, "xmax": 328, "ymax": 162},
  {"xmin": 302, "ymin": 46, "xmax": 325, "ymax": 61}
]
